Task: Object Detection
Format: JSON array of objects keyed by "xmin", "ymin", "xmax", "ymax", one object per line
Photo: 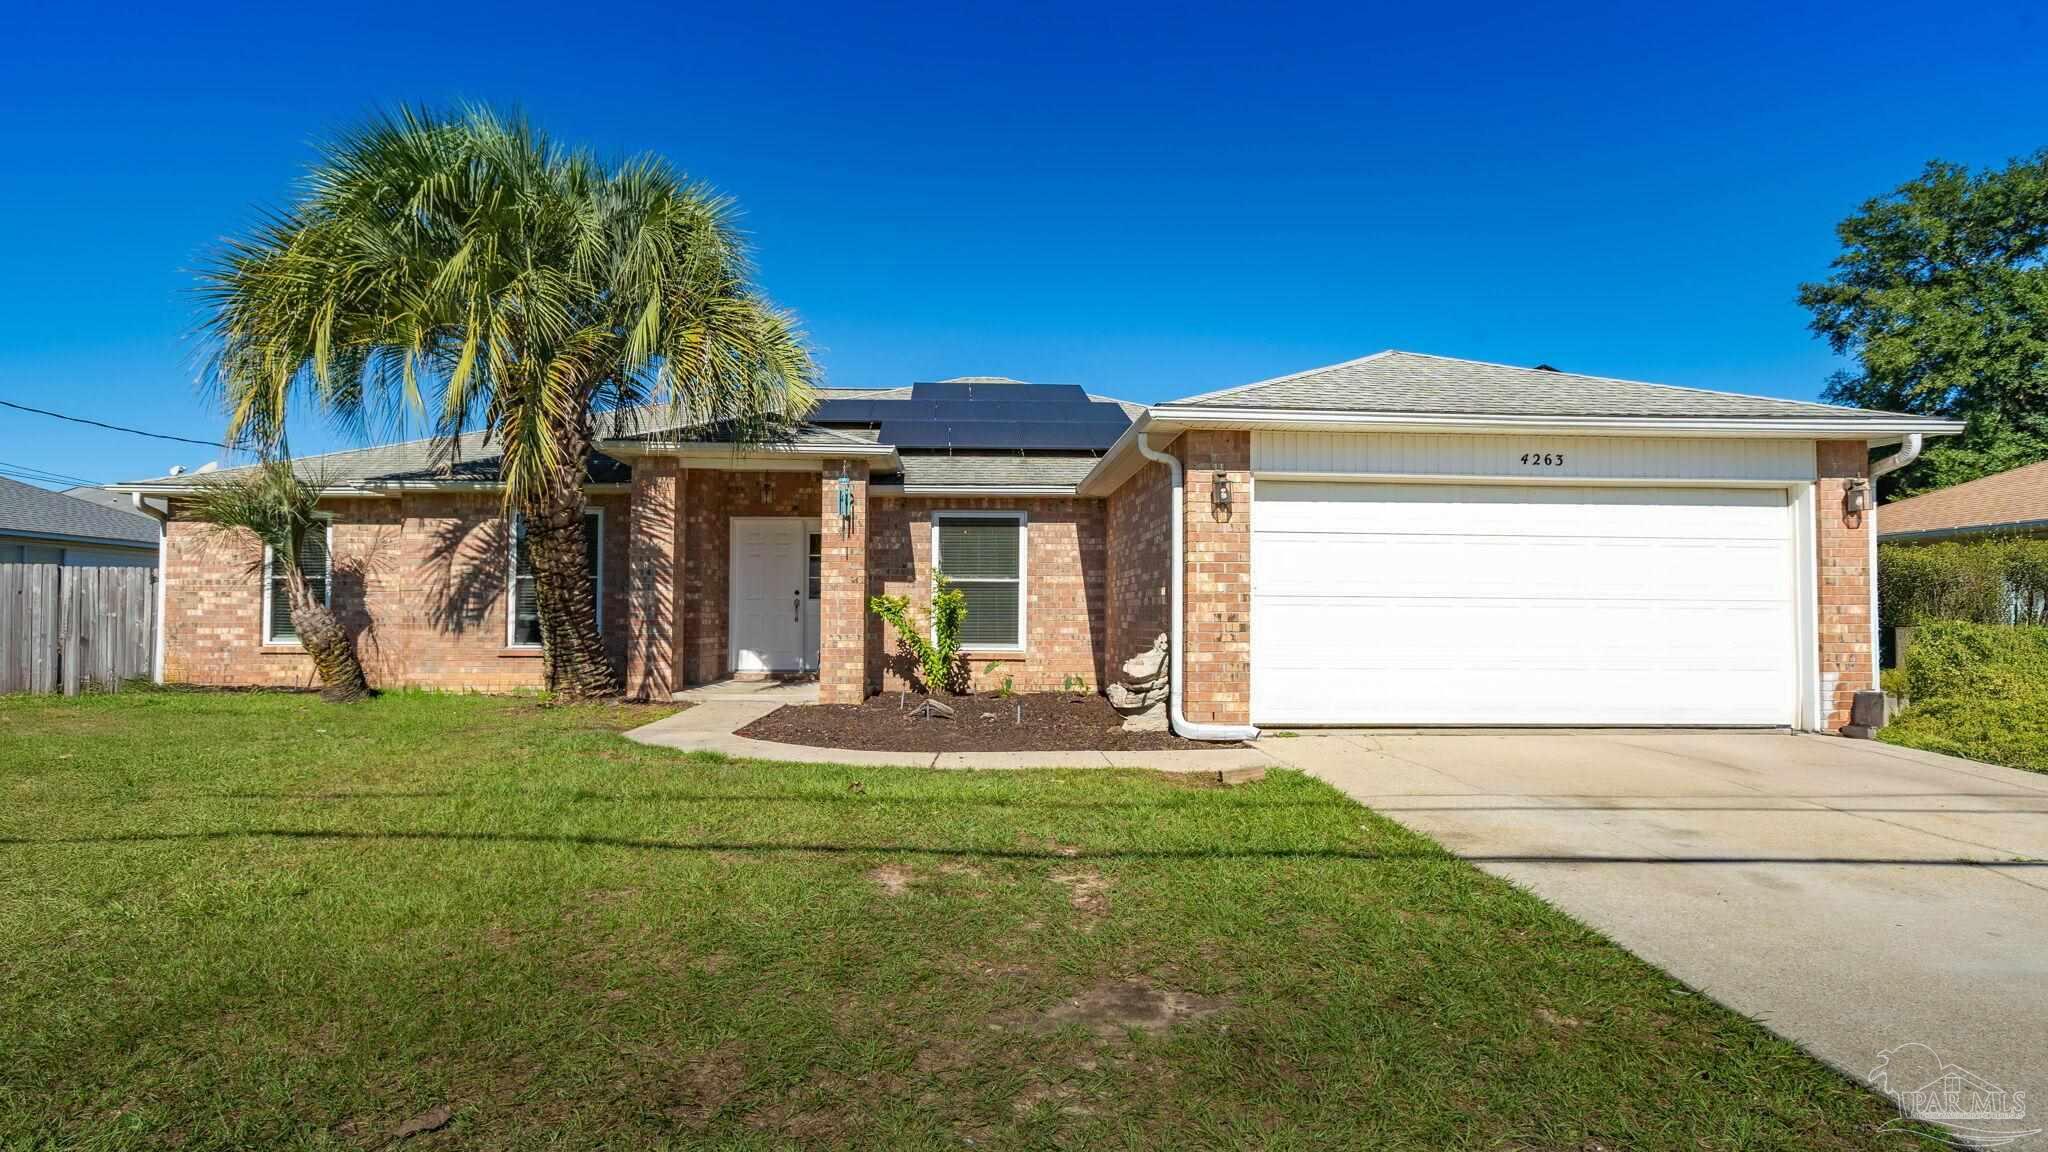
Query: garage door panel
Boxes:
[
  {"xmin": 1256, "ymin": 535, "xmax": 1789, "ymax": 602},
  {"xmin": 1251, "ymin": 481, "xmax": 1796, "ymax": 726}
]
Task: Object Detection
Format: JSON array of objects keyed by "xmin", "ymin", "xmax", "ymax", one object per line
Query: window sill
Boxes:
[
  {"xmin": 259, "ymin": 644, "xmax": 306, "ymax": 655},
  {"xmin": 498, "ymin": 647, "xmax": 545, "ymax": 659},
  {"xmin": 963, "ymin": 649, "xmax": 1028, "ymax": 661}
]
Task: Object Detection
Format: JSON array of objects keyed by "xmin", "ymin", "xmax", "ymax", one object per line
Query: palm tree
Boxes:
[
  {"xmin": 199, "ymin": 107, "xmax": 817, "ymax": 697},
  {"xmin": 186, "ymin": 461, "xmax": 372, "ymax": 702}
]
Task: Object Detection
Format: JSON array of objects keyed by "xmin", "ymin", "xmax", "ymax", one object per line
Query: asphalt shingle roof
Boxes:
[
  {"xmin": 891, "ymin": 454, "xmax": 1101, "ymax": 490},
  {"xmin": 1165, "ymin": 350, "xmax": 1917, "ymax": 422},
  {"xmin": 1879, "ymin": 459, "xmax": 2048, "ymax": 539},
  {"xmin": 0, "ymin": 476, "xmax": 158, "ymax": 546},
  {"xmin": 119, "ymin": 385, "xmax": 1133, "ymax": 493}
]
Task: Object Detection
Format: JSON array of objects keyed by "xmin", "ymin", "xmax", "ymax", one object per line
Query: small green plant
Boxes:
[
  {"xmin": 869, "ymin": 571, "xmax": 968, "ymax": 695},
  {"xmin": 1061, "ymin": 674, "xmax": 1089, "ymax": 695},
  {"xmin": 995, "ymin": 676, "xmax": 1015, "ymax": 699}
]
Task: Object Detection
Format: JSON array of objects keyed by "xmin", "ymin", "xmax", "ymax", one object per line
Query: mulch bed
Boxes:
[{"xmin": 735, "ymin": 691, "xmax": 1235, "ymax": 752}]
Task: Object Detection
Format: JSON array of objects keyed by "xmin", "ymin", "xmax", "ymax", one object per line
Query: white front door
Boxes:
[
  {"xmin": 1251, "ymin": 481, "xmax": 1799, "ymax": 726},
  {"xmin": 730, "ymin": 519, "xmax": 819, "ymax": 675}
]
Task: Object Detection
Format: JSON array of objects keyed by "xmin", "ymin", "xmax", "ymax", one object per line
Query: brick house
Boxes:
[{"xmin": 118, "ymin": 352, "xmax": 1958, "ymax": 735}]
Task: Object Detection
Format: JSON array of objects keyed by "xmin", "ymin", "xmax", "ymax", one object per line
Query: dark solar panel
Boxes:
[
  {"xmin": 912, "ymin": 381, "xmax": 1090, "ymax": 403},
  {"xmin": 816, "ymin": 379, "xmax": 1129, "ymax": 449}
]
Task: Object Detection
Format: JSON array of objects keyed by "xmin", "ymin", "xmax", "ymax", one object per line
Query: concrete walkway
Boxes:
[
  {"xmin": 625, "ymin": 684, "xmax": 1274, "ymax": 775},
  {"xmin": 1275, "ymin": 729, "xmax": 2048, "ymax": 1144}
]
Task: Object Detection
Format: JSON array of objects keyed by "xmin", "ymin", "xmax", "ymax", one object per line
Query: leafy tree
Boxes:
[
  {"xmin": 1799, "ymin": 151, "xmax": 2048, "ymax": 496},
  {"xmin": 186, "ymin": 461, "xmax": 371, "ymax": 702},
  {"xmin": 200, "ymin": 107, "xmax": 816, "ymax": 697}
]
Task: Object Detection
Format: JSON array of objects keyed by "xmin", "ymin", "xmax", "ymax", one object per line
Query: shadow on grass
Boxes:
[{"xmin": 1, "ymin": 827, "xmax": 2043, "ymax": 868}]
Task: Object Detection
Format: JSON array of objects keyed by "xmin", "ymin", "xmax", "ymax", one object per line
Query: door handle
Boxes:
[{"xmin": 794, "ymin": 591, "xmax": 801, "ymax": 622}]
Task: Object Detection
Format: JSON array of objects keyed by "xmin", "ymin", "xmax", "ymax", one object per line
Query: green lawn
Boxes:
[{"xmin": 1, "ymin": 691, "xmax": 1929, "ymax": 1150}]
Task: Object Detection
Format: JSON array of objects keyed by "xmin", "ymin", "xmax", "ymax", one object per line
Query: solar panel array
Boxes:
[{"xmin": 808, "ymin": 380, "xmax": 1129, "ymax": 452}]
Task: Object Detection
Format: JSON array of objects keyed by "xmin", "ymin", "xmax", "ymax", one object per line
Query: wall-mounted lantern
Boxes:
[
  {"xmin": 1212, "ymin": 472, "xmax": 1233, "ymax": 510},
  {"xmin": 1843, "ymin": 477, "xmax": 1870, "ymax": 516}
]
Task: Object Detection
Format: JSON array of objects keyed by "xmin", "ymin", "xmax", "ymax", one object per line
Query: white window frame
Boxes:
[
  {"xmin": 261, "ymin": 514, "xmax": 334, "ymax": 647},
  {"xmin": 506, "ymin": 507, "xmax": 605, "ymax": 649},
  {"xmin": 930, "ymin": 509, "xmax": 1028, "ymax": 651}
]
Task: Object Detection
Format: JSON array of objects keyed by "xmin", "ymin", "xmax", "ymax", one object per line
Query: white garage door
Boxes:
[{"xmin": 1251, "ymin": 481, "xmax": 1797, "ymax": 726}]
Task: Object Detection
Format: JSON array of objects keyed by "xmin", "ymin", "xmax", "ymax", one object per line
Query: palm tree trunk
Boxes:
[
  {"xmin": 283, "ymin": 566, "xmax": 370, "ymax": 702},
  {"xmin": 522, "ymin": 461, "xmax": 618, "ymax": 698}
]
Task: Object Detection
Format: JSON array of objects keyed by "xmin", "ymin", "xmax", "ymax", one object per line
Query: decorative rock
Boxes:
[
  {"xmin": 1120, "ymin": 702, "xmax": 1169, "ymax": 732},
  {"xmin": 1121, "ymin": 635, "xmax": 1168, "ymax": 682},
  {"xmin": 1108, "ymin": 680, "xmax": 1168, "ymax": 712}
]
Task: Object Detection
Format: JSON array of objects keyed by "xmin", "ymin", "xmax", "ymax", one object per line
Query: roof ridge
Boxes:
[
  {"xmin": 1379, "ymin": 349, "xmax": 1867, "ymax": 416},
  {"xmin": 1163, "ymin": 350, "xmax": 1398, "ymax": 406}
]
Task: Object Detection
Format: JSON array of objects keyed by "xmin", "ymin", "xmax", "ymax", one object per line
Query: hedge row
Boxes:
[
  {"xmin": 1877, "ymin": 536, "xmax": 2048, "ymax": 629},
  {"xmin": 1883, "ymin": 619, "xmax": 2048, "ymax": 773}
]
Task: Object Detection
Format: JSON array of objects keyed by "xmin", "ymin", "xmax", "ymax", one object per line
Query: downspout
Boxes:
[
  {"xmin": 133, "ymin": 492, "xmax": 168, "ymax": 685},
  {"xmin": 1135, "ymin": 432, "xmax": 1261, "ymax": 742},
  {"xmin": 1865, "ymin": 434, "xmax": 1923, "ymax": 689}
]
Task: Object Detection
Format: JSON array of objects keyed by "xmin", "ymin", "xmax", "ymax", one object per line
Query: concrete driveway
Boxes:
[{"xmin": 1270, "ymin": 730, "xmax": 2048, "ymax": 1142}]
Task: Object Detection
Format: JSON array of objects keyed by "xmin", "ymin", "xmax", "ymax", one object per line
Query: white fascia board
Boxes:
[{"xmin": 1146, "ymin": 406, "xmax": 1966, "ymax": 439}]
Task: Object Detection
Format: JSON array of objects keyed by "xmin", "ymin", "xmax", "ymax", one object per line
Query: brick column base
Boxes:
[{"xmin": 818, "ymin": 461, "xmax": 870, "ymax": 703}]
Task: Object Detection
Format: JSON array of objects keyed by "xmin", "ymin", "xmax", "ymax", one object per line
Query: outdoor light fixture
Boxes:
[
  {"xmin": 1843, "ymin": 478, "xmax": 1870, "ymax": 515},
  {"xmin": 1212, "ymin": 472, "xmax": 1232, "ymax": 509}
]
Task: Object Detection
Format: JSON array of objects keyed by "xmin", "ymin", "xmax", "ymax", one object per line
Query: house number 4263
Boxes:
[{"xmin": 1520, "ymin": 452, "xmax": 1566, "ymax": 467}]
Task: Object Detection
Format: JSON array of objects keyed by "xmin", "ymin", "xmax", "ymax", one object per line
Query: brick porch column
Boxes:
[
  {"xmin": 1816, "ymin": 440, "xmax": 1874, "ymax": 732},
  {"xmin": 1176, "ymin": 431, "xmax": 1252, "ymax": 726},
  {"xmin": 818, "ymin": 460, "xmax": 870, "ymax": 703},
  {"xmin": 626, "ymin": 457, "xmax": 686, "ymax": 700}
]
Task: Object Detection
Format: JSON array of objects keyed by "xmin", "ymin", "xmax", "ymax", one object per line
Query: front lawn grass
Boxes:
[{"xmin": 1, "ymin": 690, "xmax": 1929, "ymax": 1150}]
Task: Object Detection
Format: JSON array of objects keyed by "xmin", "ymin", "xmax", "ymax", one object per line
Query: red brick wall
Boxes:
[
  {"xmin": 1175, "ymin": 431, "xmax": 1252, "ymax": 726},
  {"xmin": 817, "ymin": 463, "xmax": 869, "ymax": 703},
  {"xmin": 683, "ymin": 470, "xmax": 822, "ymax": 685},
  {"xmin": 1105, "ymin": 456, "xmax": 1171, "ymax": 680},
  {"xmin": 626, "ymin": 460, "xmax": 683, "ymax": 699},
  {"xmin": 867, "ymin": 495, "xmax": 1107, "ymax": 694},
  {"xmin": 163, "ymin": 491, "xmax": 629, "ymax": 692},
  {"xmin": 1817, "ymin": 440, "xmax": 1874, "ymax": 731}
]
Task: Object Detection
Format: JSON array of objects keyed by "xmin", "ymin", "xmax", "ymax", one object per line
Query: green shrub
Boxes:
[
  {"xmin": 869, "ymin": 572, "xmax": 968, "ymax": 695},
  {"xmin": 1884, "ymin": 620, "xmax": 2048, "ymax": 773},
  {"xmin": 1898, "ymin": 620, "xmax": 2048, "ymax": 702},
  {"xmin": 1880, "ymin": 536, "xmax": 2048, "ymax": 628},
  {"xmin": 1882, "ymin": 692, "xmax": 2048, "ymax": 773}
]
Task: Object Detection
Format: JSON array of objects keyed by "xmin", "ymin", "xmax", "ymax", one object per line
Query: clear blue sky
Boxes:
[{"xmin": 2, "ymin": 0, "xmax": 2044, "ymax": 487}]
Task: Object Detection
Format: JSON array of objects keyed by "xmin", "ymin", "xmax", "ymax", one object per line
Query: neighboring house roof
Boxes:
[
  {"xmin": 1878, "ymin": 459, "xmax": 2048, "ymax": 541},
  {"xmin": 0, "ymin": 476, "xmax": 159, "ymax": 548},
  {"xmin": 1163, "ymin": 349, "xmax": 1941, "ymax": 423}
]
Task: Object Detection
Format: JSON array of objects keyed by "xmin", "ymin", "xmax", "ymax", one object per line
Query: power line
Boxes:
[
  {"xmin": 0, "ymin": 398, "xmax": 228, "ymax": 449},
  {"xmin": 0, "ymin": 459, "xmax": 103, "ymax": 488}
]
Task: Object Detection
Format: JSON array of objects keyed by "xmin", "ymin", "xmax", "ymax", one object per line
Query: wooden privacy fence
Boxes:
[{"xmin": 0, "ymin": 562, "xmax": 156, "ymax": 695}]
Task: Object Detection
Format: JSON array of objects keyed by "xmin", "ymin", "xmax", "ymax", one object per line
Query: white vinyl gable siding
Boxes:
[
  {"xmin": 507, "ymin": 509, "xmax": 603, "ymax": 648},
  {"xmin": 1252, "ymin": 431, "xmax": 1817, "ymax": 484},
  {"xmin": 262, "ymin": 517, "xmax": 333, "ymax": 645},
  {"xmin": 932, "ymin": 511, "xmax": 1027, "ymax": 650}
]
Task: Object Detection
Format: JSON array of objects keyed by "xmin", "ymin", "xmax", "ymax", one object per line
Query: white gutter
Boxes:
[
  {"xmin": 132, "ymin": 492, "xmax": 168, "ymax": 685},
  {"xmin": 1866, "ymin": 433, "xmax": 1924, "ymax": 689},
  {"xmin": 1135, "ymin": 432, "xmax": 1260, "ymax": 743}
]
